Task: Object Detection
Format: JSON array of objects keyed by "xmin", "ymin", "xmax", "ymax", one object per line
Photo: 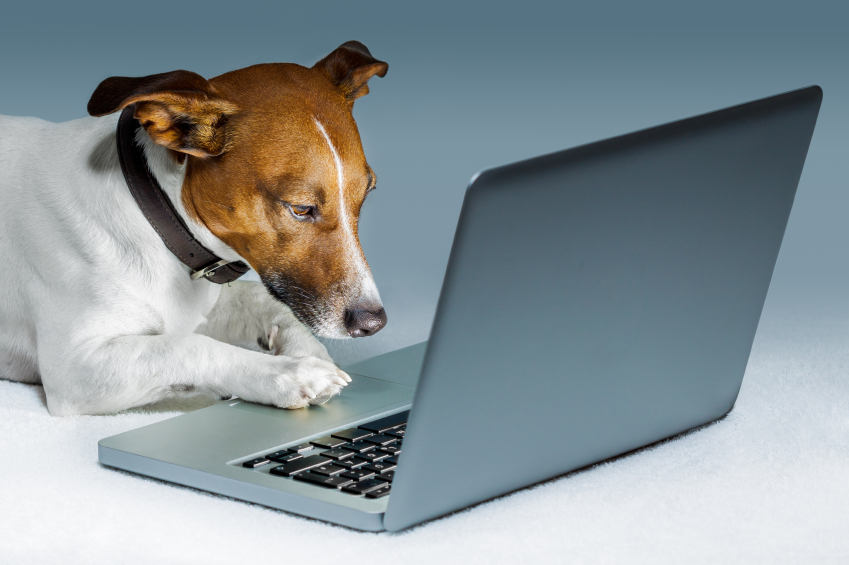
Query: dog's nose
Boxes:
[{"xmin": 344, "ymin": 306, "xmax": 387, "ymax": 338}]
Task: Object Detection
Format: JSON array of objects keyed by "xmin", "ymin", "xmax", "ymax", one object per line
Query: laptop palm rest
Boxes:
[
  {"xmin": 342, "ymin": 341, "xmax": 428, "ymax": 388},
  {"xmin": 100, "ymin": 372, "xmax": 415, "ymax": 471}
]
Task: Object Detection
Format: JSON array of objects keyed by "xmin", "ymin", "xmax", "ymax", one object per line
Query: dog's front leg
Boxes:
[
  {"xmin": 42, "ymin": 332, "xmax": 350, "ymax": 416},
  {"xmin": 196, "ymin": 281, "xmax": 333, "ymax": 362}
]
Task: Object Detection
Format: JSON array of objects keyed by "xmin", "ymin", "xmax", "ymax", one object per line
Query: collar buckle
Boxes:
[{"xmin": 190, "ymin": 259, "xmax": 233, "ymax": 280}]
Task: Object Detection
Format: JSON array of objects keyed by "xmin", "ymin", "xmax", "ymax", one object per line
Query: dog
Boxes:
[{"xmin": 0, "ymin": 41, "xmax": 389, "ymax": 416}]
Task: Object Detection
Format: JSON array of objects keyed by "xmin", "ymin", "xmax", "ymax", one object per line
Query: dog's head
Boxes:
[{"xmin": 88, "ymin": 41, "xmax": 388, "ymax": 339}]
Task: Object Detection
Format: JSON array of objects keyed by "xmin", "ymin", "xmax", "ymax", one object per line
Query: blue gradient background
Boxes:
[{"xmin": 2, "ymin": 0, "xmax": 846, "ymax": 364}]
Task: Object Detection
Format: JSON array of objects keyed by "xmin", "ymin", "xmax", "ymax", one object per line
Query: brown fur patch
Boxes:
[
  {"xmin": 88, "ymin": 70, "xmax": 238, "ymax": 158},
  {"xmin": 313, "ymin": 40, "xmax": 389, "ymax": 108},
  {"xmin": 133, "ymin": 96, "xmax": 237, "ymax": 157},
  {"xmin": 89, "ymin": 43, "xmax": 388, "ymax": 333}
]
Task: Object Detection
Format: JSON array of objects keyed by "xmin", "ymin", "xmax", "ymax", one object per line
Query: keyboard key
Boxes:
[
  {"xmin": 287, "ymin": 443, "xmax": 314, "ymax": 453},
  {"xmin": 358, "ymin": 411, "xmax": 409, "ymax": 434},
  {"xmin": 334, "ymin": 458, "xmax": 367, "ymax": 469},
  {"xmin": 311, "ymin": 463, "xmax": 347, "ymax": 477},
  {"xmin": 363, "ymin": 434, "xmax": 397, "ymax": 446},
  {"xmin": 269, "ymin": 454, "xmax": 327, "ymax": 477},
  {"xmin": 384, "ymin": 455, "xmax": 399, "ymax": 465},
  {"xmin": 380, "ymin": 470, "xmax": 396, "ymax": 482},
  {"xmin": 341, "ymin": 441, "xmax": 376, "ymax": 453},
  {"xmin": 386, "ymin": 427, "xmax": 406, "ymax": 439},
  {"xmin": 242, "ymin": 458, "xmax": 270, "ymax": 468},
  {"xmin": 331, "ymin": 428, "xmax": 374, "ymax": 442},
  {"xmin": 355, "ymin": 451, "xmax": 389, "ymax": 464},
  {"xmin": 294, "ymin": 472, "xmax": 354, "ymax": 489},
  {"xmin": 320, "ymin": 448, "xmax": 354, "ymax": 461},
  {"xmin": 378, "ymin": 445, "xmax": 401, "ymax": 455},
  {"xmin": 268, "ymin": 452, "xmax": 302, "ymax": 463},
  {"xmin": 310, "ymin": 436, "xmax": 348, "ymax": 449},
  {"xmin": 341, "ymin": 478, "xmax": 387, "ymax": 495},
  {"xmin": 364, "ymin": 461, "xmax": 396, "ymax": 474},
  {"xmin": 365, "ymin": 485, "xmax": 392, "ymax": 498},
  {"xmin": 341, "ymin": 468, "xmax": 376, "ymax": 481}
]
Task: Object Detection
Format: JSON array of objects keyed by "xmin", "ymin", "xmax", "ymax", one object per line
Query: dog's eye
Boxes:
[{"xmin": 288, "ymin": 204, "xmax": 315, "ymax": 220}]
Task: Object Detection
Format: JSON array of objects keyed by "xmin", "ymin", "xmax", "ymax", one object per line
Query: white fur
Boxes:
[
  {"xmin": 0, "ymin": 113, "xmax": 350, "ymax": 415},
  {"xmin": 312, "ymin": 117, "xmax": 382, "ymax": 315}
]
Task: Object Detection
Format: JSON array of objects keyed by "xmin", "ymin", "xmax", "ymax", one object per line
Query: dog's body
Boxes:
[{"xmin": 0, "ymin": 42, "xmax": 389, "ymax": 415}]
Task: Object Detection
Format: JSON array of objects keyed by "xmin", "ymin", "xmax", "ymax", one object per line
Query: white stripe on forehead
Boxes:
[
  {"xmin": 313, "ymin": 118, "xmax": 358, "ymax": 258},
  {"xmin": 312, "ymin": 118, "xmax": 346, "ymax": 204},
  {"xmin": 312, "ymin": 117, "xmax": 355, "ymax": 242},
  {"xmin": 311, "ymin": 116, "xmax": 382, "ymax": 312}
]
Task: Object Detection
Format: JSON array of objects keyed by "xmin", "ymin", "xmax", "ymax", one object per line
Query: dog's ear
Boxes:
[
  {"xmin": 87, "ymin": 70, "xmax": 238, "ymax": 157},
  {"xmin": 313, "ymin": 41, "xmax": 388, "ymax": 108}
]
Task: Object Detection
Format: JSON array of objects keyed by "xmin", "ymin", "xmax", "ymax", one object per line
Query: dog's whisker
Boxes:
[{"xmin": 290, "ymin": 284, "xmax": 317, "ymax": 301}]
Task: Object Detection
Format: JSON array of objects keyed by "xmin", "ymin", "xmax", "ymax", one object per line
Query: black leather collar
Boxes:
[{"xmin": 115, "ymin": 105, "xmax": 249, "ymax": 284}]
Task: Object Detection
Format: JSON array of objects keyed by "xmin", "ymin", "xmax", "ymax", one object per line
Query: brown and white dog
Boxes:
[{"xmin": 0, "ymin": 41, "xmax": 389, "ymax": 415}]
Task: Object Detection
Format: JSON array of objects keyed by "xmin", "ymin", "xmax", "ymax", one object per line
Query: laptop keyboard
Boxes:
[{"xmin": 239, "ymin": 410, "xmax": 408, "ymax": 499}]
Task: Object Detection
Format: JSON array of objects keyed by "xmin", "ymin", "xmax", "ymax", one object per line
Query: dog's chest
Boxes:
[{"xmin": 143, "ymin": 274, "xmax": 223, "ymax": 334}]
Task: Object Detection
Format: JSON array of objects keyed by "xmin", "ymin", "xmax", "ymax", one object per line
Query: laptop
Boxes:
[{"xmin": 98, "ymin": 86, "xmax": 822, "ymax": 532}]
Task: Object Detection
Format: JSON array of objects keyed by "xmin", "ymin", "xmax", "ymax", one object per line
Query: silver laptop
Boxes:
[{"xmin": 99, "ymin": 86, "xmax": 822, "ymax": 532}]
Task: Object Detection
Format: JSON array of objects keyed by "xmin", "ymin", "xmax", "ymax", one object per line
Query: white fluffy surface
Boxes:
[{"xmin": 2, "ymin": 292, "xmax": 848, "ymax": 564}]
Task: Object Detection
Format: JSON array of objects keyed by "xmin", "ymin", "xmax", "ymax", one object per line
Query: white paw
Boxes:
[
  {"xmin": 267, "ymin": 322, "xmax": 334, "ymax": 363},
  {"xmin": 259, "ymin": 355, "xmax": 352, "ymax": 409}
]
